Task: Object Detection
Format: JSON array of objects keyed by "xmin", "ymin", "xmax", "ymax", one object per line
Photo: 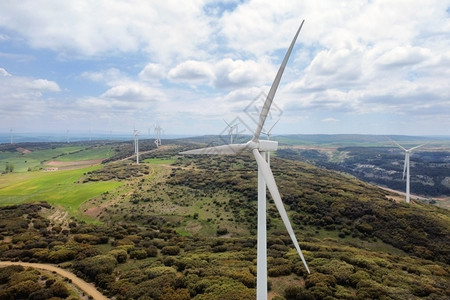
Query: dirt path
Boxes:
[{"xmin": 0, "ymin": 261, "xmax": 109, "ymax": 300}]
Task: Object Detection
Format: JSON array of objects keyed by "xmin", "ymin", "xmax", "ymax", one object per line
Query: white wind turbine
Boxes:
[
  {"xmin": 181, "ymin": 20, "xmax": 309, "ymax": 299},
  {"xmin": 134, "ymin": 129, "xmax": 140, "ymax": 164},
  {"xmin": 224, "ymin": 120, "xmax": 239, "ymax": 144},
  {"xmin": 154, "ymin": 124, "xmax": 162, "ymax": 147},
  {"xmin": 9, "ymin": 128, "xmax": 13, "ymax": 144},
  {"xmin": 393, "ymin": 141, "xmax": 426, "ymax": 203}
]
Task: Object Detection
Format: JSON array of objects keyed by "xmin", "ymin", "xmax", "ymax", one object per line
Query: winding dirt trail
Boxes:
[{"xmin": 0, "ymin": 261, "xmax": 109, "ymax": 300}]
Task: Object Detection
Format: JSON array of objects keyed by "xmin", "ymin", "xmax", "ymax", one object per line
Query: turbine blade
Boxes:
[
  {"xmin": 391, "ymin": 139, "xmax": 407, "ymax": 151},
  {"xmin": 252, "ymin": 20, "xmax": 304, "ymax": 142},
  {"xmin": 267, "ymin": 118, "xmax": 280, "ymax": 135},
  {"xmin": 402, "ymin": 153, "xmax": 407, "ymax": 180},
  {"xmin": 224, "ymin": 119, "xmax": 232, "ymax": 128},
  {"xmin": 253, "ymin": 149, "xmax": 310, "ymax": 273},
  {"xmin": 180, "ymin": 144, "xmax": 247, "ymax": 155},
  {"xmin": 409, "ymin": 143, "xmax": 426, "ymax": 152}
]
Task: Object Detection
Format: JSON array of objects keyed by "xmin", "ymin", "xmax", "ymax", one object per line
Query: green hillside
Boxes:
[
  {"xmin": 0, "ymin": 141, "xmax": 449, "ymax": 299},
  {"xmin": 0, "ymin": 142, "xmax": 116, "ymax": 173}
]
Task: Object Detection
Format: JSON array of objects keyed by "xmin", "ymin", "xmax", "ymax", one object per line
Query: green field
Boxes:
[
  {"xmin": 0, "ymin": 166, "xmax": 122, "ymax": 220},
  {"xmin": 0, "ymin": 145, "xmax": 115, "ymax": 173},
  {"xmin": 55, "ymin": 146, "xmax": 115, "ymax": 161}
]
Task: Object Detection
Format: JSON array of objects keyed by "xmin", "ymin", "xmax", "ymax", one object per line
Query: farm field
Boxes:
[
  {"xmin": 0, "ymin": 165, "xmax": 122, "ymax": 220},
  {"xmin": 0, "ymin": 143, "xmax": 116, "ymax": 172}
]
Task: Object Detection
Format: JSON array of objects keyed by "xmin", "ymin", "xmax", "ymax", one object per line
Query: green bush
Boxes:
[
  {"xmin": 109, "ymin": 249, "xmax": 128, "ymax": 263},
  {"xmin": 162, "ymin": 246, "xmax": 180, "ymax": 256}
]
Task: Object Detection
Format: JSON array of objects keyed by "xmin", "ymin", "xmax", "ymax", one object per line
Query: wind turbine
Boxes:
[
  {"xmin": 224, "ymin": 120, "xmax": 239, "ymax": 144},
  {"xmin": 134, "ymin": 129, "xmax": 140, "ymax": 164},
  {"xmin": 9, "ymin": 128, "xmax": 13, "ymax": 144},
  {"xmin": 181, "ymin": 20, "xmax": 309, "ymax": 299},
  {"xmin": 154, "ymin": 124, "xmax": 162, "ymax": 147},
  {"xmin": 392, "ymin": 141, "xmax": 426, "ymax": 203}
]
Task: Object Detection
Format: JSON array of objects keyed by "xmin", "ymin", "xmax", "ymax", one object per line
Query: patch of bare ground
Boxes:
[
  {"xmin": 45, "ymin": 159, "xmax": 104, "ymax": 170},
  {"xmin": 45, "ymin": 208, "xmax": 70, "ymax": 230}
]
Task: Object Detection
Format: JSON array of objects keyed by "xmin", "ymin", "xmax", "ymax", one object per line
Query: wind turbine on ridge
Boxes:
[
  {"xmin": 181, "ymin": 20, "xmax": 309, "ymax": 300},
  {"xmin": 154, "ymin": 124, "xmax": 162, "ymax": 147},
  {"xmin": 134, "ymin": 129, "xmax": 140, "ymax": 164},
  {"xmin": 392, "ymin": 140, "xmax": 426, "ymax": 203},
  {"xmin": 224, "ymin": 120, "xmax": 239, "ymax": 144}
]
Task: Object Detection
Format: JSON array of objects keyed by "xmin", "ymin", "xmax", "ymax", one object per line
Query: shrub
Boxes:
[
  {"xmin": 162, "ymin": 246, "xmax": 180, "ymax": 256},
  {"xmin": 74, "ymin": 255, "xmax": 117, "ymax": 281},
  {"xmin": 145, "ymin": 266, "xmax": 177, "ymax": 279},
  {"xmin": 109, "ymin": 249, "xmax": 128, "ymax": 263},
  {"xmin": 130, "ymin": 249, "xmax": 148, "ymax": 260}
]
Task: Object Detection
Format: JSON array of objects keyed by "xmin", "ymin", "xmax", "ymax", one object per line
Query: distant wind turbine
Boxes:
[
  {"xmin": 9, "ymin": 128, "xmax": 13, "ymax": 144},
  {"xmin": 181, "ymin": 20, "xmax": 309, "ymax": 299},
  {"xmin": 66, "ymin": 129, "xmax": 70, "ymax": 143},
  {"xmin": 154, "ymin": 124, "xmax": 162, "ymax": 147},
  {"xmin": 224, "ymin": 120, "xmax": 239, "ymax": 144},
  {"xmin": 134, "ymin": 129, "xmax": 140, "ymax": 164},
  {"xmin": 392, "ymin": 141, "xmax": 426, "ymax": 203}
]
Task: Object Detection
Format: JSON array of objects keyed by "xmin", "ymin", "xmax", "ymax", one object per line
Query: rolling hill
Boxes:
[{"xmin": 0, "ymin": 140, "xmax": 449, "ymax": 299}]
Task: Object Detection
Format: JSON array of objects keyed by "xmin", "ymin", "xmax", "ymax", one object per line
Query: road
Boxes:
[{"xmin": 0, "ymin": 261, "xmax": 109, "ymax": 300}]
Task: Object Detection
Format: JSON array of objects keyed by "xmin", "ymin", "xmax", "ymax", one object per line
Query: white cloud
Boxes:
[
  {"xmin": 81, "ymin": 68, "xmax": 123, "ymax": 85},
  {"xmin": 376, "ymin": 46, "xmax": 430, "ymax": 69},
  {"xmin": 0, "ymin": 0, "xmax": 214, "ymax": 62},
  {"xmin": 1, "ymin": 0, "xmax": 449, "ymax": 135},
  {"xmin": 0, "ymin": 68, "xmax": 11, "ymax": 76},
  {"xmin": 322, "ymin": 117, "xmax": 339, "ymax": 123},
  {"xmin": 101, "ymin": 83, "xmax": 166, "ymax": 103},
  {"xmin": 168, "ymin": 60, "xmax": 214, "ymax": 84},
  {"xmin": 213, "ymin": 58, "xmax": 274, "ymax": 89},
  {"xmin": 139, "ymin": 63, "xmax": 166, "ymax": 81}
]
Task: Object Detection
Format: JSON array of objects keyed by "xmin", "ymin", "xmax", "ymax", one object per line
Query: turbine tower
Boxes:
[
  {"xmin": 224, "ymin": 120, "xmax": 239, "ymax": 144},
  {"xmin": 134, "ymin": 129, "xmax": 140, "ymax": 164},
  {"xmin": 9, "ymin": 128, "xmax": 13, "ymax": 144},
  {"xmin": 393, "ymin": 141, "xmax": 426, "ymax": 203},
  {"xmin": 181, "ymin": 20, "xmax": 308, "ymax": 299},
  {"xmin": 154, "ymin": 124, "xmax": 162, "ymax": 147},
  {"xmin": 261, "ymin": 119, "xmax": 280, "ymax": 166}
]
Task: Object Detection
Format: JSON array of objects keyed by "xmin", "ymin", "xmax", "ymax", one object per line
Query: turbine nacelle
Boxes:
[{"xmin": 257, "ymin": 140, "xmax": 278, "ymax": 152}]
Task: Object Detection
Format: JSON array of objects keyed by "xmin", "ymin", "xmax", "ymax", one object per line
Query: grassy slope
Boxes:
[
  {"xmin": 0, "ymin": 144, "xmax": 115, "ymax": 172},
  {"xmin": 0, "ymin": 146, "xmax": 84, "ymax": 172},
  {"xmin": 0, "ymin": 166, "xmax": 121, "ymax": 219},
  {"xmin": 55, "ymin": 145, "xmax": 115, "ymax": 161}
]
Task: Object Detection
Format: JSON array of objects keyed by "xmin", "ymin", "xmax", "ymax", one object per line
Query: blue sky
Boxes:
[{"xmin": 0, "ymin": 0, "xmax": 449, "ymax": 137}]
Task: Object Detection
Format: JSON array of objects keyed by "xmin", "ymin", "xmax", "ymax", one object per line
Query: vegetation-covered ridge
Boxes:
[
  {"xmin": 277, "ymin": 146, "xmax": 450, "ymax": 198},
  {"xmin": 1, "ymin": 141, "xmax": 449, "ymax": 299},
  {"xmin": 0, "ymin": 202, "xmax": 449, "ymax": 300},
  {"xmin": 170, "ymin": 154, "xmax": 450, "ymax": 264}
]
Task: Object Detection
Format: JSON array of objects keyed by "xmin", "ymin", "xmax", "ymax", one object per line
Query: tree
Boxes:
[{"xmin": 4, "ymin": 162, "xmax": 14, "ymax": 173}]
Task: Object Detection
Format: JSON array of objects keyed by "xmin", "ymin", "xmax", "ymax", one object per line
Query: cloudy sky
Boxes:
[{"xmin": 1, "ymin": 0, "xmax": 449, "ymax": 138}]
